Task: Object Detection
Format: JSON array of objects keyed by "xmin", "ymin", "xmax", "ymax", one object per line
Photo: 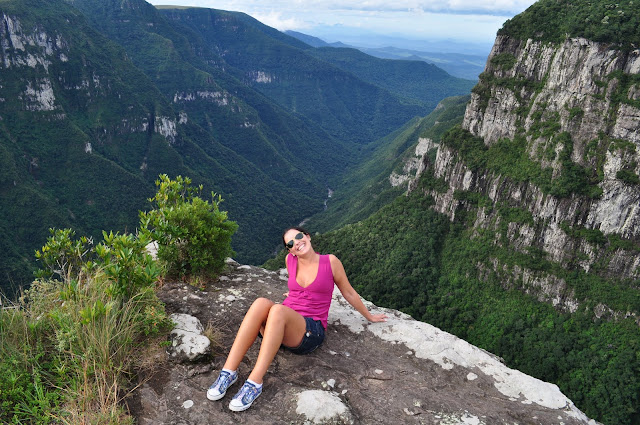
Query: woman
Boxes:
[{"xmin": 207, "ymin": 226, "xmax": 387, "ymax": 412}]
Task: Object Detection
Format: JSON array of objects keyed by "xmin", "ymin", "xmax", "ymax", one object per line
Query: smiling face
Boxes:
[{"xmin": 283, "ymin": 229, "xmax": 312, "ymax": 256}]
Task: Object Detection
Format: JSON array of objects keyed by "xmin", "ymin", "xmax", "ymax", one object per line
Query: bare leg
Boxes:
[
  {"xmin": 223, "ymin": 298, "xmax": 275, "ymax": 371},
  {"xmin": 248, "ymin": 304, "xmax": 306, "ymax": 384}
]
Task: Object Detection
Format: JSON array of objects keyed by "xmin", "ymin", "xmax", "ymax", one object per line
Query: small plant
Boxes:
[
  {"xmin": 568, "ymin": 106, "xmax": 584, "ymax": 121},
  {"xmin": 35, "ymin": 228, "xmax": 93, "ymax": 282},
  {"xmin": 140, "ymin": 174, "xmax": 238, "ymax": 281},
  {"xmin": 616, "ymin": 168, "xmax": 640, "ymax": 184},
  {"xmin": 95, "ymin": 231, "xmax": 161, "ymax": 300},
  {"xmin": 34, "ymin": 228, "xmax": 160, "ymax": 302},
  {"xmin": 202, "ymin": 320, "xmax": 224, "ymax": 357}
]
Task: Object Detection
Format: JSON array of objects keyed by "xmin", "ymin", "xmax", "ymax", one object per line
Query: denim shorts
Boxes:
[{"xmin": 286, "ymin": 317, "xmax": 325, "ymax": 355}]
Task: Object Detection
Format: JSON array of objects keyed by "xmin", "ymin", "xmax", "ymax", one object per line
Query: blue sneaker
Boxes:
[
  {"xmin": 206, "ymin": 370, "xmax": 238, "ymax": 401},
  {"xmin": 228, "ymin": 381, "xmax": 262, "ymax": 412}
]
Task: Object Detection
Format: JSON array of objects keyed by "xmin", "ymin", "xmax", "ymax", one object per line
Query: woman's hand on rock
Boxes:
[{"xmin": 368, "ymin": 313, "xmax": 388, "ymax": 323}]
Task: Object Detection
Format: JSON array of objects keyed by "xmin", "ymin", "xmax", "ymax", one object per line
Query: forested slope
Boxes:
[
  {"xmin": 0, "ymin": 0, "xmax": 325, "ymax": 292},
  {"xmin": 306, "ymin": 47, "xmax": 474, "ymax": 107},
  {"xmin": 0, "ymin": 0, "xmax": 475, "ymax": 294}
]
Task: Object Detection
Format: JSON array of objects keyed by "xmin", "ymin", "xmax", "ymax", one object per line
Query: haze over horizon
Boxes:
[{"xmin": 147, "ymin": 0, "xmax": 538, "ymax": 55}]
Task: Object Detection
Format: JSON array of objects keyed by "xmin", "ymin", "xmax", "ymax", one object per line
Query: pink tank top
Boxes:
[{"xmin": 282, "ymin": 254, "xmax": 334, "ymax": 329}]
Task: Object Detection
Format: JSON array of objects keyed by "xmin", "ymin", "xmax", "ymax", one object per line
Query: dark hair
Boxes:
[{"xmin": 282, "ymin": 226, "xmax": 309, "ymax": 247}]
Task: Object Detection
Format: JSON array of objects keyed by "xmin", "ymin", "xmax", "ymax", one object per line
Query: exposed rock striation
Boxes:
[
  {"xmin": 129, "ymin": 260, "xmax": 598, "ymax": 425},
  {"xmin": 390, "ymin": 137, "xmax": 437, "ymax": 189}
]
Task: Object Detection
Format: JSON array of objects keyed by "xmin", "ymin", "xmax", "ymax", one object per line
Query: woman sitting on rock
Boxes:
[{"xmin": 207, "ymin": 226, "xmax": 388, "ymax": 412}]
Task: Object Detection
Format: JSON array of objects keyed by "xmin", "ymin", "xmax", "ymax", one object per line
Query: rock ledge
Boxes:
[{"xmin": 129, "ymin": 261, "xmax": 598, "ymax": 425}]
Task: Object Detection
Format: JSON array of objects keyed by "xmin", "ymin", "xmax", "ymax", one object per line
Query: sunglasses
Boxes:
[{"xmin": 285, "ymin": 232, "xmax": 304, "ymax": 249}]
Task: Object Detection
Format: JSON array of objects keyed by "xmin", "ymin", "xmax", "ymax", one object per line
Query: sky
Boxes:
[{"xmin": 146, "ymin": 0, "xmax": 538, "ymax": 53}]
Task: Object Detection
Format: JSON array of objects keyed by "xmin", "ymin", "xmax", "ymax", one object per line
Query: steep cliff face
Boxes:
[{"xmin": 413, "ymin": 34, "xmax": 640, "ymax": 317}]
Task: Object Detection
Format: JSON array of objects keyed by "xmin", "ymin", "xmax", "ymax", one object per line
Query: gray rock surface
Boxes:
[
  {"xmin": 128, "ymin": 260, "xmax": 598, "ymax": 425},
  {"xmin": 167, "ymin": 313, "xmax": 211, "ymax": 363}
]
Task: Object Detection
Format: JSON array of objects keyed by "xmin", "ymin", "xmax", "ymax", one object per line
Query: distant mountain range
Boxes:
[{"xmin": 285, "ymin": 30, "xmax": 487, "ymax": 80}]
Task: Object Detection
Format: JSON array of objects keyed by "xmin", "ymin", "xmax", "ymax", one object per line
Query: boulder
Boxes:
[{"xmin": 167, "ymin": 313, "xmax": 211, "ymax": 363}]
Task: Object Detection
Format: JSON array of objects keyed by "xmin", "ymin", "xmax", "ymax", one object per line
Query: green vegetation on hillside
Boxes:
[
  {"xmin": 499, "ymin": 0, "xmax": 640, "ymax": 49},
  {"xmin": 0, "ymin": 0, "xmax": 334, "ymax": 294},
  {"xmin": 0, "ymin": 0, "xmax": 478, "ymax": 296},
  {"xmin": 306, "ymin": 95, "xmax": 470, "ymax": 233},
  {"xmin": 307, "ymin": 47, "xmax": 475, "ymax": 107},
  {"xmin": 441, "ymin": 127, "xmax": 603, "ymax": 199},
  {"xmin": 65, "ymin": 0, "xmax": 342, "ymax": 256},
  {"xmin": 0, "ymin": 0, "xmax": 167, "ymax": 294},
  {"xmin": 156, "ymin": 7, "xmax": 471, "ymax": 145}
]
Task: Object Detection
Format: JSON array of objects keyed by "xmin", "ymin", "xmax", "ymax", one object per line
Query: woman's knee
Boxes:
[
  {"xmin": 245, "ymin": 297, "xmax": 275, "ymax": 320},
  {"xmin": 250, "ymin": 297, "xmax": 274, "ymax": 311},
  {"xmin": 266, "ymin": 305, "xmax": 306, "ymax": 346},
  {"xmin": 265, "ymin": 304, "xmax": 298, "ymax": 326},
  {"xmin": 267, "ymin": 303, "xmax": 289, "ymax": 317}
]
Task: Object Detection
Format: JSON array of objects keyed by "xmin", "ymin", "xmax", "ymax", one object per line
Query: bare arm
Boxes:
[
  {"xmin": 330, "ymin": 255, "xmax": 387, "ymax": 322},
  {"xmin": 283, "ymin": 253, "xmax": 292, "ymax": 298}
]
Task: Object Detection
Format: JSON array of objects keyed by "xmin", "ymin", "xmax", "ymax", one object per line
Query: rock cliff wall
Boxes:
[{"xmin": 411, "ymin": 35, "xmax": 640, "ymax": 318}]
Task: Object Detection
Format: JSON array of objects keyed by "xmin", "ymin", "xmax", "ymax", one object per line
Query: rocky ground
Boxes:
[{"xmin": 127, "ymin": 260, "xmax": 598, "ymax": 425}]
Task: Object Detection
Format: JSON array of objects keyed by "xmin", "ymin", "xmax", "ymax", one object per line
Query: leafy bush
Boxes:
[
  {"xmin": 568, "ymin": 106, "xmax": 584, "ymax": 121},
  {"xmin": 140, "ymin": 174, "xmax": 238, "ymax": 280},
  {"xmin": 35, "ymin": 228, "xmax": 93, "ymax": 283},
  {"xmin": 617, "ymin": 168, "xmax": 640, "ymax": 184},
  {"xmin": 95, "ymin": 231, "xmax": 162, "ymax": 299}
]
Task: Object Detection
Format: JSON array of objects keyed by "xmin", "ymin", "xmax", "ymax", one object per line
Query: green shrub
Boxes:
[
  {"xmin": 35, "ymin": 228, "xmax": 93, "ymax": 282},
  {"xmin": 34, "ymin": 228, "xmax": 161, "ymax": 302},
  {"xmin": 490, "ymin": 53, "xmax": 517, "ymax": 70},
  {"xmin": 568, "ymin": 106, "xmax": 584, "ymax": 120},
  {"xmin": 617, "ymin": 168, "xmax": 640, "ymax": 184},
  {"xmin": 95, "ymin": 231, "xmax": 161, "ymax": 299},
  {"xmin": 140, "ymin": 174, "xmax": 238, "ymax": 280}
]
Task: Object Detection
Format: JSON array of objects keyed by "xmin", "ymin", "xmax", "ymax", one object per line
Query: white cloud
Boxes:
[
  {"xmin": 251, "ymin": 11, "xmax": 309, "ymax": 31},
  {"xmin": 149, "ymin": 0, "xmax": 536, "ymax": 16},
  {"xmin": 147, "ymin": 0, "xmax": 537, "ymax": 44}
]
